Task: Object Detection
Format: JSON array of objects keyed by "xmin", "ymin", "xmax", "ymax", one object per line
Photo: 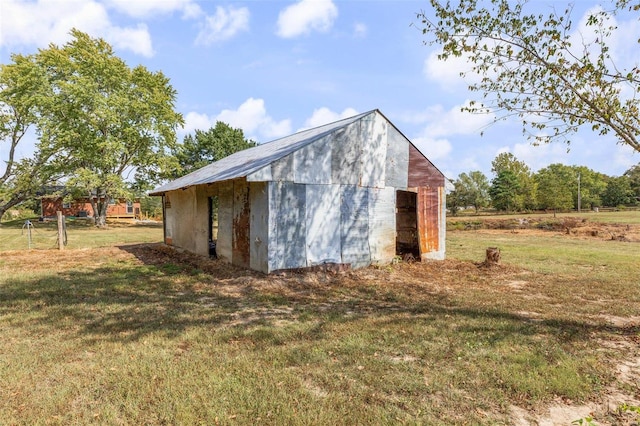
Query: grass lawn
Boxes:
[{"xmin": 0, "ymin": 215, "xmax": 638, "ymax": 425}]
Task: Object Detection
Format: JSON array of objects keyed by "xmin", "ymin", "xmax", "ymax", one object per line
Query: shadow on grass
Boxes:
[{"xmin": 0, "ymin": 243, "xmax": 637, "ymax": 347}]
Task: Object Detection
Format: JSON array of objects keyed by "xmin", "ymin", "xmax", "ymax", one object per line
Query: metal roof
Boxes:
[{"xmin": 150, "ymin": 110, "xmax": 374, "ymax": 195}]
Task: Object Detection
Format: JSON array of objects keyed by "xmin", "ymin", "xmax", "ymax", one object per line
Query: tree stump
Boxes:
[{"xmin": 485, "ymin": 247, "xmax": 501, "ymax": 265}]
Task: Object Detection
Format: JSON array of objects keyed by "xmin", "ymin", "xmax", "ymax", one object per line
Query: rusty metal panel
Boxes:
[
  {"xmin": 417, "ymin": 186, "xmax": 440, "ymax": 256},
  {"xmin": 385, "ymin": 125, "xmax": 409, "ymax": 188},
  {"xmin": 331, "ymin": 123, "xmax": 360, "ymax": 185},
  {"xmin": 249, "ymin": 182, "xmax": 269, "ymax": 273},
  {"xmin": 216, "ymin": 180, "xmax": 234, "ymax": 262},
  {"xmin": 232, "ymin": 179, "xmax": 251, "ymax": 268},
  {"xmin": 340, "ymin": 185, "xmax": 371, "ymax": 269},
  {"xmin": 359, "ymin": 113, "xmax": 387, "ymax": 188},
  {"xmin": 368, "ymin": 187, "xmax": 396, "ymax": 264},
  {"xmin": 408, "ymin": 144, "xmax": 445, "ymax": 188},
  {"xmin": 271, "ymin": 153, "xmax": 294, "ymax": 182},
  {"xmin": 274, "ymin": 182, "xmax": 307, "ymax": 270},
  {"xmin": 294, "ymin": 135, "xmax": 332, "ymax": 184},
  {"xmin": 305, "ymin": 184, "xmax": 341, "ymax": 266}
]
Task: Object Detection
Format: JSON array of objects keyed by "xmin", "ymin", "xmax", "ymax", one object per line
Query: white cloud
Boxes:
[
  {"xmin": 0, "ymin": 0, "xmax": 154, "ymax": 57},
  {"xmin": 276, "ymin": 0, "xmax": 338, "ymax": 38},
  {"xmin": 303, "ymin": 107, "xmax": 358, "ymax": 129},
  {"xmin": 423, "ymin": 50, "xmax": 477, "ymax": 90},
  {"xmin": 353, "ymin": 22, "xmax": 367, "ymax": 38},
  {"xmin": 406, "ymin": 101, "xmax": 494, "ymax": 139},
  {"xmin": 195, "ymin": 6, "xmax": 250, "ymax": 46},
  {"xmin": 183, "ymin": 98, "xmax": 292, "ymax": 142},
  {"xmin": 412, "ymin": 136, "xmax": 452, "ymax": 161},
  {"xmin": 104, "ymin": 0, "xmax": 202, "ymax": 19}
]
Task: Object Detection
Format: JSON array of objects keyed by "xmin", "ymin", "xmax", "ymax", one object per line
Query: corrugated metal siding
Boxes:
[
  {"xmin": 232, "ymin": 180, "xmax": 251, "ymax": 267},
  {"xmin": 249, "ymin": 182, "xmax": 269, "ymax": 273},
  {"xmin": 305, "ymin": 184, "xmax": 341, "ymax": 265},
  {"xmin": 270, "ymin": 153, "xmax": 294, "ymax": 182},
  {"xmin": 359, "ymin": 115, "xmax": 387, "ymax": 188},
  {"xmin": 294, "ymin": 135, "xmax": 332, "ymax": 184},
  {"xmin": 417, "ymin": 186, "xmax": 440, "ymax": 256},
  {"xmin": 340, "ymin": 185, "xmax": 371, "ymax": 268},
  {"xmin": 274, "ymin": 182, "xmax": 307, "ymax": 270},
  {"xmin": 385, "ymin": 125, "xmax": 409, "ymax": 188},
  {"xmin": 216, "ymin": 181, "xmax": 233, "ymax": 262},
  {"xmin": 331, "ymin": 124, "xmax": 360, "ymax": 185},
  {"xmin": 408, "ymin": 144, "xmax": 445, "ymax": 188},
  {"xmin": 368, "ymin": 187, "xmax": 396, "ymax": 263}
]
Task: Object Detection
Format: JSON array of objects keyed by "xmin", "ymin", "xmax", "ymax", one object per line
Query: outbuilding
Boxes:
[{"xmin": 150, "ymin": 109, "xmax": 446, "ymax": 273}]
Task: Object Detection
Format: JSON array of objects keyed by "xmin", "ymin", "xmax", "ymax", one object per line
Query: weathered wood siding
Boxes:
[{"xmin": 216, "ymin": 181, "xmax": 234, "ymax": 262}]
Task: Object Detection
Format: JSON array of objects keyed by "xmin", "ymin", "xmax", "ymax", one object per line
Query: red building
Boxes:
[{"xmin": 41, "ymin": 197, "xmax": 140, "ymax": 219}]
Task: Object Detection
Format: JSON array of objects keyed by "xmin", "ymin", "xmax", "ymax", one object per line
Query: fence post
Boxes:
[{"xmin": 57, "ymin": 211, "xmax": 64, "ymax": 251}]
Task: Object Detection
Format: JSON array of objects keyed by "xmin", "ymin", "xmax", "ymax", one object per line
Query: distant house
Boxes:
[
  {"xmin": 150, "ymin": 109, "xmax": 446, "ymax": 273},
  {"xmin": 41, "ymin": 196, "xmax": 140, "ymax": 219}
]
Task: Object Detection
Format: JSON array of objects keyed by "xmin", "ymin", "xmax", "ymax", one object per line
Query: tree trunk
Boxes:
[{"xmin": 485, "ymin": 247, "xmax": 501, "ymax": 265}]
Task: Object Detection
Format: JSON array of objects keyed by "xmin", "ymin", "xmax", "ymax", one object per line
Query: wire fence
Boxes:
[{"xmin": 0, "ymin": 219, "xmax": 67, "ymax": 251}]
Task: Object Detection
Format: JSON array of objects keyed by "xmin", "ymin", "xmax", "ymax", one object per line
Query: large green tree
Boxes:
[
  {"xmin": 602, "ymin": 175, "xmax": 635, "ymax": 207},
  {"xmin": 453, "ymin": 170, "xmax": 490, "ymax": 213},
  {"xmin": 491, "ymin": 153, "xmax": 537, "ymax": 210},
  {"xmin": 32, "ymin": 30, "xmax": 183, "ymax": 226},
  {"xmin": 534, "ymin": 164, "xmax": 574, "ymax": 215},
  {"xmin": 623, "ymin": 163, "xmax": 640, "ymax": 200},
  {"xmin": 417, "ymin": 0, "xmax": 640, "ymax": 152},
  {"xmin": 0, "ymin": 53, "xmax": 61, "ymax": 221},
  {"xmin": 173, "ymin": 122, "xmax": 256, "ymax": 178},
  {"xmin": 489, "ymin": 170, "xmax": 520, "ymax": 211}
]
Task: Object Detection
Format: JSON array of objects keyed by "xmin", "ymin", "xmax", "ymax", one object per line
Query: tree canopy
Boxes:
[
  {"xmin": 173, "ymin": 122, "xmax": 256, "ymax": 178},
  {"xmin": 417, "ymin": 0, "xmax": 640, "ymax": 152},
  {"xmin": 4, "ymin": 30, "xmax": 183, "ymax": 225}
]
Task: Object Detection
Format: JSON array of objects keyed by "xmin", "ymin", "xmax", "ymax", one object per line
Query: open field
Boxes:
[{"xmin": 0, "ymin": 214, "xmax": 639, "ymax": 425}]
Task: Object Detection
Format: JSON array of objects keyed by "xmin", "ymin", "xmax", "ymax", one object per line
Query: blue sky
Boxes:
[{"xmin": 1, "ymin": 0, "xmax": 639, "ymax": 182}]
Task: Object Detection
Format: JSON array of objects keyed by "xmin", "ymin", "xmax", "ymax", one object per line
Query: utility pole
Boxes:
[{"xmin": 577, "ymin": 173, "xmax": 581, "ymax": 213}]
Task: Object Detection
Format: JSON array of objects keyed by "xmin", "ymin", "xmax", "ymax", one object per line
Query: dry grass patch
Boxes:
[{"xmin": 1, "ymin": 225, "xmax": 639, "ymax": 424}]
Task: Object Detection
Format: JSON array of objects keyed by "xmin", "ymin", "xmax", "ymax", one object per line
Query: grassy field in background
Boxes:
[
  {"xmin": 0, "ymin": 213, "xmax": 639, "ymax": 425},
  {"xmin": 0, "ymin": 218, "xmax": 163, "ymax": 251}
]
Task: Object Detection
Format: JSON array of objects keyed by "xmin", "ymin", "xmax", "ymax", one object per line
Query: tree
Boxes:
[
  {"xmin": 32, "ymin": 30, "xmax": 183, "ymax": 226},
  {"xmin": 417, "ymin": 0, "xmax": 640, "ymax": 152},
  {"xmin": 0, "ymin": 53, "xmax": 62, "ymax": 221},
  {"xmin": 602, "ymin": 175, "xmax": 635, "ymax": 206},
  {"xmin": 535, "ymin": 164, "xmax": 574, "ymax": 215},
  {"xmin": 491, "ymin": 153, "xmax": 537, "ymax": 210},
  {"xmin": 489, "ymin": 169, "xmax": 520, "ymax": 211},
  {"xmin": 623, "ymin": 163, "xmax": 640, "ymax": 200},
  {"xmin": 455, "ymin": 170, "xmax": 490, "ymax": 213},
  {"xmin": 173, "ymin": 122, "xmax": 256, "ymax": 178}
]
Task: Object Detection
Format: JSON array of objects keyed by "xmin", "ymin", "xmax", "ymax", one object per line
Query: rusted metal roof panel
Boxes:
[
  {"xmin": 150, "ymin": 111, "xmax": 372, "ymax": 195},
  {"xmin": 408, "ymin": 144, "xmax": 445, "ymax": 188},
  {"xmin": 305, "ymin": 184, "xmax": 341, "ymax": 265},
  {"xmin": 340, "ymin": 185, "xmax": 371, "ymax": 268}
]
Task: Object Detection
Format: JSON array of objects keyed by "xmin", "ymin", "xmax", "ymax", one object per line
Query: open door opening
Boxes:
[
  {"xmin": 208, "ymin": 196, "xmax": 219, "ymax": 258},
  {"xmin": 395, "ymin": 190, "xmax": 420, "ymax": 257}
]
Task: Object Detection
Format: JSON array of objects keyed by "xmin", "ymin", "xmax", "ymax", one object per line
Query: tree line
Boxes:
[{"xmin": 448, "ymin": 152, "xmax": 640, "ymax": 216}]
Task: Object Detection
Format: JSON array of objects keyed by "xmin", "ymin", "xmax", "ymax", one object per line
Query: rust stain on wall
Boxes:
[
  {"xmin": 417, "ymin": 186, "xmax": 440, "ymax": 255},
  {"xmin": 408, "ymin": 145, "xmax": 445, "ymax": 188},
  {"xmin": 232, "ymin": 180, "xmax": 251, "ymax": 268}
]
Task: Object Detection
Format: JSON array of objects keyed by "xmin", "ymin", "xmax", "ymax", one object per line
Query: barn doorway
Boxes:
[
  {"xmin": 395, "ymin": 190, "xmax": 420, "ymax": 257},
  {"xmin": 208, "ymin": 196, "xmax": 219, "ymax": 258}
]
